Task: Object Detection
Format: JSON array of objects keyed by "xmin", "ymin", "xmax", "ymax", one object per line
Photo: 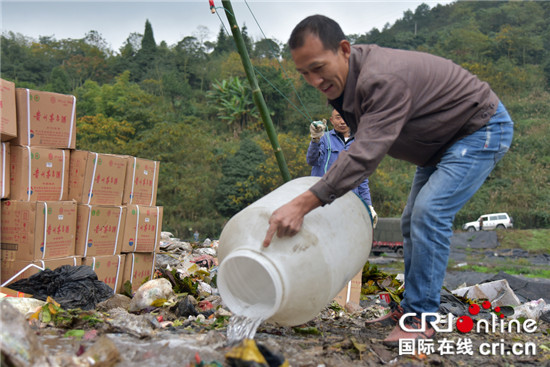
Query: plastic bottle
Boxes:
[{"xmin": 217, "ymin": 176, "xmax": 372, "ymax": 326}]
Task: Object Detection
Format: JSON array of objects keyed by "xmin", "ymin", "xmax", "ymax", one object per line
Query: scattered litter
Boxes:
[
  {"xmin": 128, "ymin": 278, "xmax": 176, "ymax": 312},
  {"xmin": 225, "ymin": 338, "xmax": 288, "ymax": 367},
  {"xmin": 175, "ymin": 295, "xmax": 199, "ymax": 317},
  {"xmin": 106, "ymin": 307, "xmax": 159, "ymax": 338},
  {"xmin": 512, "ymin": 298, "xmax": 549, "ymax": 320},
  {"xmin": 451, "ymin": 279, "xmax": 521, "ymax": 307},
  {"xmin": 0, "ymin": 296, "xmax": 45, "ymax": 317}
]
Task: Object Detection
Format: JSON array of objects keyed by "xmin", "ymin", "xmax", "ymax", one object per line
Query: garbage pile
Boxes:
[{"xmin": 1, "ymin": 232, "xmax": 550, "ymax": 366}]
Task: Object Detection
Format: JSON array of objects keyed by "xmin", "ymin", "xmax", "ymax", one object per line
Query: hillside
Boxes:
[{"xmin": 1, "ymin": 1, "xmax": 549, "ymax": 237}]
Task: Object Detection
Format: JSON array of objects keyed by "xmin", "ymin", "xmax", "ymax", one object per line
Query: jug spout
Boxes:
[{"xmin": 217, "ymin": 249, "xmax": 283, "ymax": 320}]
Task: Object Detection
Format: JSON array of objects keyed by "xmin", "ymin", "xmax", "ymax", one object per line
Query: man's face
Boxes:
[
  {"xmin": 291, "ymin": 33, "xmax": 351, "ymax": 100},
  {"xmin": 330, "ymin": 110, "xmax": 349, "ymax": 135}
]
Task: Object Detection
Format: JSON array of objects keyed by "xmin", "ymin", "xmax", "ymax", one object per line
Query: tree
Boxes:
[
  {"xmin": 134, "ymin": 20, "xmax": 158, "ymax": 81},
  {"xmin": 141, "ymin": 19, "xmax": 157, "ymax": 54},
  {"xmin": 213, "ymin": 26, "xmax": 233, "ymax": 55},
  {"xmin": 48, "ymin": 66, "xmax": 71, "ymax": 94},
  {"xmin": 128, "ymin": 118, "xmax": 227, "ymax": 237},
  {"xmin": 76, "ymin": 114, "xmax": 135, "ymax": 154},
  {"xmin": 161, "ymin": 70, "xmax": 192, "ymax": 112},
  {"xmin": 0, "ymin": 32, "xmax": 54, "ymax": 87},
  {"xmin": 241, "ymin": 24, "xmax": 253, "ymax": 54},
  {"xmin": 254, "ymin": 132, "xmax": 311, "ymax": 192},
  {"xmin": 75, "ymin": 71, "xmax": 162, "ymax": 131},
  {"xmin": 439, "ymin": 24, "xmax": 490, "ymax": 62},
  {"xmin": 253, "ymin": 38, "xmax": 280, "ymax": 59},
  {"xmin": 215, "ymin": 138, "xmax": 266, "ymax": 217},
  {"xmin": 174, "ymin": 36, "xmax": 209, "ymax": 90},
  {"xmin": 206, "ymin": 77, "xmax": 259, "ymax": 137}
]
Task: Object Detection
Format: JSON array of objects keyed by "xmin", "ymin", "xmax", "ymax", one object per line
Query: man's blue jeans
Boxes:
[{"xmin": 399, "ymin": 102, "xmax": 514, "ymax": 316}]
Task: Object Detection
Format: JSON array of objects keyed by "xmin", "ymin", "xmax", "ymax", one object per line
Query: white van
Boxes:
[{"xmin": 462, "ymin": 213, "xmax": 513, "ymax": 232}]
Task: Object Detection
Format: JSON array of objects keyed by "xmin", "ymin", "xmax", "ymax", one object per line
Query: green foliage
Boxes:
[
  {"xmin": 206, "ymin": 77, "xmax": 260, "ymax": 137},
  {"xmin": 4, "ymin": 4, "xmax": 550, "ymax": 236},
  {"xmin": 47, "ymin": 66, "xmax": 72, "ymax": 94},
  {"xmin": 126, "ymin": 117, "xmax": 226, "ymax": 238},
  {"xmin": 254, "ymin": 132, "xmax": 311, "ymax": 190},
  {"xmin": 253, "ymin": 38, "xmax": 280, "ymax": 59},
  {"xmin": 215, "ymin": 138, "xmax": 266, "ymax": 217},
  {"xmin": 76, "ymin": 114, "xmax": 135, "ymax": 154},
  {"xmin": 497, "ymin": 229, "xmax": 550, "ymax": 253},
  {"xmin": 75, "ymin": 71, "xmax": 162, "ymax": 131}
]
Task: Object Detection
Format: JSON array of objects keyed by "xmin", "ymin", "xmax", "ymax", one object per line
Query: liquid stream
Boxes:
[{"xmin": 226, "ymin": 315, "xmax": 265, "ymax": 345}]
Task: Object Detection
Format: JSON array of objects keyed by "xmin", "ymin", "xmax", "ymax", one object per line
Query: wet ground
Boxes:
[{"xmin": 4, "ymin": 298, "xmax": 549, "ymax": 367}]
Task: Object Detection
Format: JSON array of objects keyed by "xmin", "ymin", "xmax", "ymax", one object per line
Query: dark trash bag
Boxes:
[{"xmin": 8, "ymin": 265, "xmax": 114, "ymax": 310}]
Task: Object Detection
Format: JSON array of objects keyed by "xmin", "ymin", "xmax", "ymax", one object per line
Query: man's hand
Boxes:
[
  {"xmin": 263, "ymin": 191, "xmax": 323, "ymax": 247},
  {"xmin": 368, "ymin": 205, "xmax": 378, "ymax": 228},
  {"xmin": 309, "ymin": 119, "xmax": 326, "ymax": 143}
]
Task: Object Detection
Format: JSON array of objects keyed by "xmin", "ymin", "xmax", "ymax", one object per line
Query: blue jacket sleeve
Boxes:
[
  {"xmin": 306, "ymin": 136, "xmax": 328, "ymax": 177},
  {"xmin": 306, "ymin": 140, "xmax": 322, "ymax": 166},
  {"xmin": 357, "ymin": 177, "xmax": 372, "ymax": 206}
]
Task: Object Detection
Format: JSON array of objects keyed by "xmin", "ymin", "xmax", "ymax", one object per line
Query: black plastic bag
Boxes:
[{"xmin": 8, "ymin": 265, "xmax": 114, "ymax": 310}]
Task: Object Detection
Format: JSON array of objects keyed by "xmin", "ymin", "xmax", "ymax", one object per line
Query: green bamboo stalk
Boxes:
[{"xmin": 221, "ymin": 0, "xmax": 291, "ymax": 182}]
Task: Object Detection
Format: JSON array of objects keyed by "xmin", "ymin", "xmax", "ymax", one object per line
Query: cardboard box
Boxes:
[
  {"xmin": 333, "ymin": 270, "xmax": 362, "ymax": 307},
  {"xmin": 75, "ymin": 204, "xmax": 126, "ymax": 257},
  {"xmin": 68, "ymin": 151, "xmax": 128, "ymax": 205},
  {"xmin": 1, "ymin": 256, "xmax": 81, "ymax": 287},
  {"xmin": 1, "ymin": 200, "xmax": 77, "ymax": 261},
  {"xmin": 1, "ymin": 142, "xmax": 9, "ymax": 199},
  {"xmin": 121, "ymin": 156, "xmax": 160, "ymax": 206},
  {"xmin": 14, "ymin": 88, "xmax": 76, "ymax": 149},
  {"xmin": 82, "ymin": 254, "xmax": 125, "ymax": 294},
  {"xmin": 121, "ymin": 252, "xmax": 156, "ymax": 293},
  {"xmin": 0, "ymin": 78, "xmax": 17, "ymax": 141},
  {"xmin": 120, "ymin": 205, "xmax": 163, "ymax": 253},
  {"xmin": 9, "ymin": 146, "xmax": 70, "ymax": 201}
]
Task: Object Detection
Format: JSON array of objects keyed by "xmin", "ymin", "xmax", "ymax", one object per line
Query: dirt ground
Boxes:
[
  {"xmin": 5, "ymin": 299, "xmax": 548, "ymax": 367},
  {"xmin": 3, "ymin": 267, "xmax": 549, "ymax": 367}
]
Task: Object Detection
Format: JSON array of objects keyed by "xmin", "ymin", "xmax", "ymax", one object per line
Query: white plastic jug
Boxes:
[{"xmin": 217, "ymin": 176, "xmax": 373, "ymax": 326}]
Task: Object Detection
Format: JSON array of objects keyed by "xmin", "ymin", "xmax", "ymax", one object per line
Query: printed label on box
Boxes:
[
  {"xmin": 14, "ymin": 88, "xmax": 76, "ymax": 148},
  {"xmin": 75, "ymin": 205, "xmax": 126, "ymax": 257},
  {"xmin": 120, "ymin": 205, "xmax": 163, "ymax": 253},
  {"xmin": 122, "ymin": 156, "xmax": 160, "ymax": 206},
  {"xmin": 9, "ymin": 146, "xmax": 69, "ymax": 201},
  {"xmin": 1, "ymin": 200, "xmax": 77, "ymax": 261},
  {"xmin": 69, "ymin": 151, "xmax": 127, "ymax": 205}
]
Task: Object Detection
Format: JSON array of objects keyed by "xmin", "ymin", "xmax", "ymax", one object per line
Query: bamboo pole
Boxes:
[{"xmin": 221, "ymin": 0, "xmax": 291, "ymax": 182}]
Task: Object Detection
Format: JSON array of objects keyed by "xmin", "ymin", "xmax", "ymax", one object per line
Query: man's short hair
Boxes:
[{"xmin": 289, "ymin": 15, "xmax": 346, "ymax": 52}]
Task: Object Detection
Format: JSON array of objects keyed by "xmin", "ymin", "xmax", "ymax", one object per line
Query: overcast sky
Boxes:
[{"xmin": 1, "ymin": 0, "xmax": 455, "ymax": 52}]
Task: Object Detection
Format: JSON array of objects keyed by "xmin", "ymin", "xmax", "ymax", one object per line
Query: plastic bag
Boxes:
[{"xmin": 8, "ymin": 265, "xmax": 113, "ymax": 310}]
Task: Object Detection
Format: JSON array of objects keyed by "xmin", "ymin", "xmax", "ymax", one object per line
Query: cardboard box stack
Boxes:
[
  {"xmin": 0, "ymin": 78, "xmax": 163, "ymax": 296},
  {"xmin": 118, "ymin": 155, "xmax": 162, "ymax": 292},
  {"xmin": 1, "ymin": 82, "xmax": 80, "ymax": 287}
]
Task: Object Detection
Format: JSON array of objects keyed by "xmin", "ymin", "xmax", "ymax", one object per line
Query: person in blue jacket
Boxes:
[{"xmin": 307, "ymin": 109, "xmax": 378, "ymax": 226}]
